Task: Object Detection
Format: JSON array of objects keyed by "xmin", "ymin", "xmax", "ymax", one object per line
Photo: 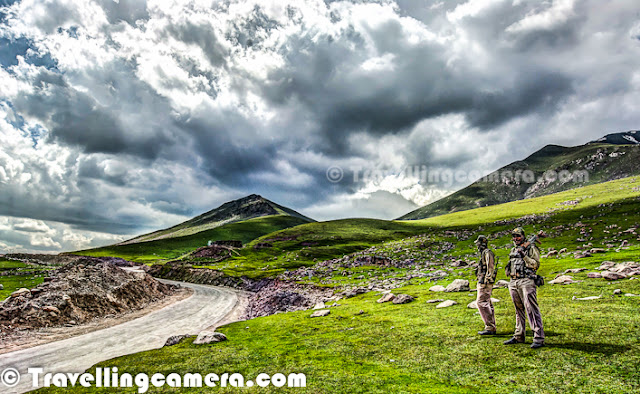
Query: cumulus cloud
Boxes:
[{"xmin": 0, "ymin": 0, "xmax": 639, "ymax": 253}]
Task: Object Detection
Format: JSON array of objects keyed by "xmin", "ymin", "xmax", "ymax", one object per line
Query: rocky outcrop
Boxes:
[{"xmin": 0, "ymin": 258, "xmax": 176, "ymax": 331}]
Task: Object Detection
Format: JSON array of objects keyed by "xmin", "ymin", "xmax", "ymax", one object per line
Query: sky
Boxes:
[{"xmin": 0, "ymin": 0, "xmax": 639, "ymax": 253}]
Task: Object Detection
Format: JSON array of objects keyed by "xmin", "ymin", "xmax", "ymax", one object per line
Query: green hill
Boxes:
[
  {"xmin": 120, "ymin": 194, "xmax": 315, "ymax": 245},
  {"xmin": 74, "ymin": 214, "xmax": 312, "ymax": 263},
  {"xmin": 399, "ymin": 131, "xmax": 640, "ymax": 220}
]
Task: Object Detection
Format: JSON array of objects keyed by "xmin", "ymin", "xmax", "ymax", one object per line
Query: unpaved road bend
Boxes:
[{"xmin": 0, "ymin": 279, "xmax": 247, "ymax": 394}]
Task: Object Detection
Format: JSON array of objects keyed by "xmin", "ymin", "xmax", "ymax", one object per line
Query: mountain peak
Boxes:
[
  {"xmin": 590, "ymin": 130, "xmax": 640, "ymax": 145},
  {"xmin": 120, "ymin": 194, "xmax": 314, "ymax": 245}
]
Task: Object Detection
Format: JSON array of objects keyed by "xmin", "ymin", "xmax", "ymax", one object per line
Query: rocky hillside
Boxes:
[
  {"xmin": 399, "ymin": 131, "xmax": 640, "ymax": 220},
  {"xmin": 0, "ymin": 258, "xmax": 176, "ymax": 331},
  {"xmin": 120, "ymin": 194, "xmax": 315, "ymax": 245}
]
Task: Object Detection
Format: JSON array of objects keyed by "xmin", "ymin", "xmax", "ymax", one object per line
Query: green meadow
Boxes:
[{"xmin": 38, "ymin": 176, "xmax": 640, "ymax": 393}]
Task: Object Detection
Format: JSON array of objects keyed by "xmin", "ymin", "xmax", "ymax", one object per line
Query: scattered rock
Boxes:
[
  {"xmin": 624, "ymin": 293, "xmax": 639, "ymax": 297},
  {"xmin": 559, "ymin": 248, "xmax": 568, "ymax": 253},
  {"xmin": 313, "ymin": 302, "xmax": 326, "ymax": 310},
  {"xmin": 193, "ymin": 331, "xmax": 227, "ymax": 345},
  {"xmin": 42, "ymin": 306, "xmax": 60, "ymax": 314},
  {"xmin": 613, "ymin": 289, "xmax": 622, "ymax": 295},
  {"xmin": 445, "ymin": 279, "xmax": 470, "ymax": 292},
  {"xmin": 621, "ymin": 240, "xmax": 629, "ymax": 247},
  {"xmin": 467, "ymin": 298, "xmax": 500, "ymax": 309},
  {"xmin": 451, "ymin": 260, "xmax": 468, "ymax": 267},
  {"xmin": 564, "ymin": 268, "xmax": 587, "ymax": 274},
  {"xmin": 164, "ymin": 335, "xmax": 192, "ymax": 347},
  {"xmin": 549, "ymin": 275, "xmax": 576, "ymax": 285},
  {"xmin": 310, "ymin": 309, "xmax": 331, "ymax": 318},
  {"xmin": 572, "ymin": 295, "xmax": 602, "ymax": 301},
  {"xmin": 589, "ymin": 248, "xmax": 606, "ymax": 254},
  {"xmin": 494, "ymin": 280, "xmax": 509, "ymax": 288},
  {"xmin": 601, "ymin": 271, "xmax": 627, "ymax": 280},
  {"xmin": 429, "ymin": 285, "xmax": 446, "ymax": 292},
  {"xmin": 10, "ymin": 288, "xmax": 30, "ymax": 298},
  {"xmin": 377, "ymin": 293, "xmax": 396, "ymax": 303},
  {"xmin": 587, "ymin": 272, "xmax": 602, "ymax": 279},
  {"xmin": 426, "ymin": 299, "xmax": 445, "ymax": 303},
  {"xmin": 436, "ymin": 300, "xmax": 457, "ymax": 308},
  {"xmin": 392, "ymin": 294, "xmax": 415, "ymax": 304},
  {"xmin": 0, "ymin": 284, "xmax": 3, "ymax": 290},
  {"xmin": 597, "ymin": 261, "xmax": 616, "ymax": 270},
  {"xmin": 574, "ymin": 252, "xmax": 592, "ymax": 259}
]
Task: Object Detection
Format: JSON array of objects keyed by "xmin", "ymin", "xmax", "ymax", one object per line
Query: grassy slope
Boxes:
[
  {"xmin": 0, "ymin": 258, "xmax": 48, "ymax": 299},
  {"xmin": 400, "ymin": 143, "xmax": 640, "ymax": 220},
  {"xmin": 38, "ymin": 176, "xmax": 640, "ymax": 393},
  {"xmin": 74, "ymin": 215, "xmax": 311, "ymax": 264},
  {"xmin": 194, "ymin": 177, "xmax": 640, "ymax": 279}
]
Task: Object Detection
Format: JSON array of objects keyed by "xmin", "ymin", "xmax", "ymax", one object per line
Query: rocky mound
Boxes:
[{"xmin": 0, "ymin": 258, "xmax": 176, "ymax": 331}]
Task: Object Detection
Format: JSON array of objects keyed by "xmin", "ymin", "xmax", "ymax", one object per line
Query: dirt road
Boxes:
[{"xmin": 0, "ymin": 280, "xmax": 248, "ymax": 393}]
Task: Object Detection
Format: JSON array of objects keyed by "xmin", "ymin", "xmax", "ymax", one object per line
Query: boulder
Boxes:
[
  {"xmin": 310, "ymin": 309, "xmax": 330, "ymax": 318},
  {"xmin": 377, "ymin": 293, "xmax": 395, "ymax": 303},
  {"xmin": 574, "ymin": 252, "xmax": 592, "ymax": 259},
  {"xmin": 564, "ymin": 268, "xmax": 587, "ymax": 274},
  {"xmin": 601, "ymin": 271, "xmax": 627, "ymax": 280},
  {"xmin": 613, "ymin": 289, "xmax": 622, "ymax": 295},
  {"xmin": 467, "ymin": 298, "xmax": 500, "ymax": 309},
  {"xmin": 10, "ymin": 288, "xmax": 31, "ymax": 298},
  {"xmin": 193, "ymin": 331, "xmax": 227, "ymax": 345},
  {"xmin": 587, "ymin": 272, "xmax": 602, "ymax": 279},
  {"xmin": 549, "ymin": 275, "xmax": 575, "ymax": 285},
  {"xmin": 445, "ymin": 279, "xmax": 470, "ymax": 292},
  {"xmin": 589, "ymin": 248, "xmax": 606, "ymax": 254},
  {"xmin": 0, "ymin": 284, "xmax": 3, "ymax": 290},
  {"xmin": 42, "ymin": 305, "xmax": 60, "ymax": 314},
  {"xmin": 429, "ymin": 285, "xmax": 446, "ymax": 292},
  {"xmin": 426, "ymin": 299, "xmax": 444, "ymax": 303},
  {"xmin": 312, "ymin": 302, "xmax": 326, "ymax": 310},
  {"xmin": 436, "ymin": 300, "xmax": 457, "ymax": 308},
  {"xmin": 451, "ymin": 260, "xmax": 468, "ymax": 267},
  {"xmin": 392, "ymin": 294, "xmax": 415, "ymax": 304},
  {"xmin": 597, "ymin": 261, "xmax": 616, "ymax": 271},
  {"xmin": 164, "ymin": 335, "xmax": 192, "ymax": 347},
  {"xmin": 558, "ymin": 248, "xmax": 568, "ymax": 253},
  {"xmin": 494, "ymin": 280, "xmax": 509, "ymax": 288}
]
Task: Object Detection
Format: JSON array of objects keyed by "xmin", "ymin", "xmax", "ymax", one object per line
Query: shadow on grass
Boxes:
[{"xmin": 545, "ymin": 342, "xmax": 630, "ymax": 355}]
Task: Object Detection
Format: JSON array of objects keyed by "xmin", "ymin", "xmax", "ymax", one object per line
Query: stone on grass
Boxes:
[
  {"xmin": 0, "ymin": 284, "xmax": 3, "ymax": 290},
  {"xmin": 426, "ymin": 299, "xmax": 444, "ymax": 304},
  {"xmin": 494, "ymin": 280, "xmax": 509, "ymax": 288},
  {"xmin": 597, "ymin": 261, "xmax": 616, "ymax": 271},
  {"xmin": 392, "ymin": 294, "xmax": 415, "ymax": 304},
  {"xmin": 587, "ymin": 272, "xmax": 602, "ymax": 279},
  {"xmin": 613, "ymin": 289, "xmax": 622, "ymax": 295},
  {"xmin": 549, "ymin": 275, "xmax": 575, "ymax": 285},
  {"xmin": 436, "ymin": 300, "xmax": 457, "ymax": 308},
  {"xmin": 467, "ymin": 298, "xmax": 500, "ymax": 309},
  {"xmin": 313, "ymin": 302, "xmax": 326, "ymax": 310},
  {"xmin": 164, "ymin": 335, "xmax": 192, "ymax": 347},
  {"xmin": 193, "ymin": 331, "xmax": 227, "ymax": 345},
  {"xmin": 590, "ymin": 248, "xmax": 606, "ymax": 254},
  {"xmin": 601, "ymin": 271, "xmax": 626, "ymax": 280},
  {"xmin": 310, "ymin": 309, "xmax": 331, "ymax": 317},
  {"xmin": 624, "ymin": 293, "xmax": 639, "ymax": 297},
  {"xmin": 445, "ymin": 279, "xmax": 470, "ymax": 292},
  {"xmin": 377, "ymin": 293, "xmax": 395, "ymax": 303},
  {"xmin": 564, "ymin": 268, "xmax": 587, "ymax": 274},
  {"xmin": 429, "ymin": 285, "xmax": 446, "ymax": 292},
  {"xmin": 572, "ymin": 295, "xmax": 602, "ymax": 301}
]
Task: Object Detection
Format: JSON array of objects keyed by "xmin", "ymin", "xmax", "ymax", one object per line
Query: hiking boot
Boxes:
[
  {"xmin": 503, "ymin": 337, "xmax": 524, "ymax": 345},
  {"xmin": 530, "ymin": 342, "xmax": 544, "ymax": 349},
  {"xmin": 478, "ymin": 330, "xmax": 497, "ymax": 335}
]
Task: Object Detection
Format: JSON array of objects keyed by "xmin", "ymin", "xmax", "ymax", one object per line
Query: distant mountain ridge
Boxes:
[
  {"xmin": 120, "ymin": 194, "xmax": 315, "ymax": 245},
  {"xmin": 398, "ymin": 131, "xmax": 640, "ymax": 220},
  {"xmin": 590, "ymin": 130, "xmax": 640, "ymax": 145}
]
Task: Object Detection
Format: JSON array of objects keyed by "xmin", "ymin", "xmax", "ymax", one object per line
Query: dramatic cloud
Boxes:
[{"xmin": 0, "ymin": 0, "xmax": 639, "ymax": 252}]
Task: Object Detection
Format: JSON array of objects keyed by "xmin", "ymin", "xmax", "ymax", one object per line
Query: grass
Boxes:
[
  {"xmin": 0, "ymin": 258, "xmax": 28, "ymax": 269},
  {"xmin": 0, "ymin": 274, "xmax": 45, "ymax": 300},
  {"xmin": 32, "ymin": 176, "xmax": 640, "ymax": 393},
  {"xmin": 74, "ymin": 215, "xmax": 310, "ymax": 264}
]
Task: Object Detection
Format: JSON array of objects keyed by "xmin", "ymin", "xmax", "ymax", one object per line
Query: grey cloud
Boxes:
[{"xmin": 96, "ymin": 0, "xmax": 150, "ymax": 26}]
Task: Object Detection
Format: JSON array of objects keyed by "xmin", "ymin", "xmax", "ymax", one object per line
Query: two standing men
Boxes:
[{"xmin": 473, "ymin": 227, "xmax": 545, "ymax": 349}]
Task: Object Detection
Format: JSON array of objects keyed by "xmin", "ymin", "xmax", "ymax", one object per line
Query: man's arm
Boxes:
[
  {"xmin": 524, "ymin": 246, "xmax": 540, "ymax": 271},
  {"xmin": 484, "ymin": 250, "xmax": 496, "ymax": 284}
]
